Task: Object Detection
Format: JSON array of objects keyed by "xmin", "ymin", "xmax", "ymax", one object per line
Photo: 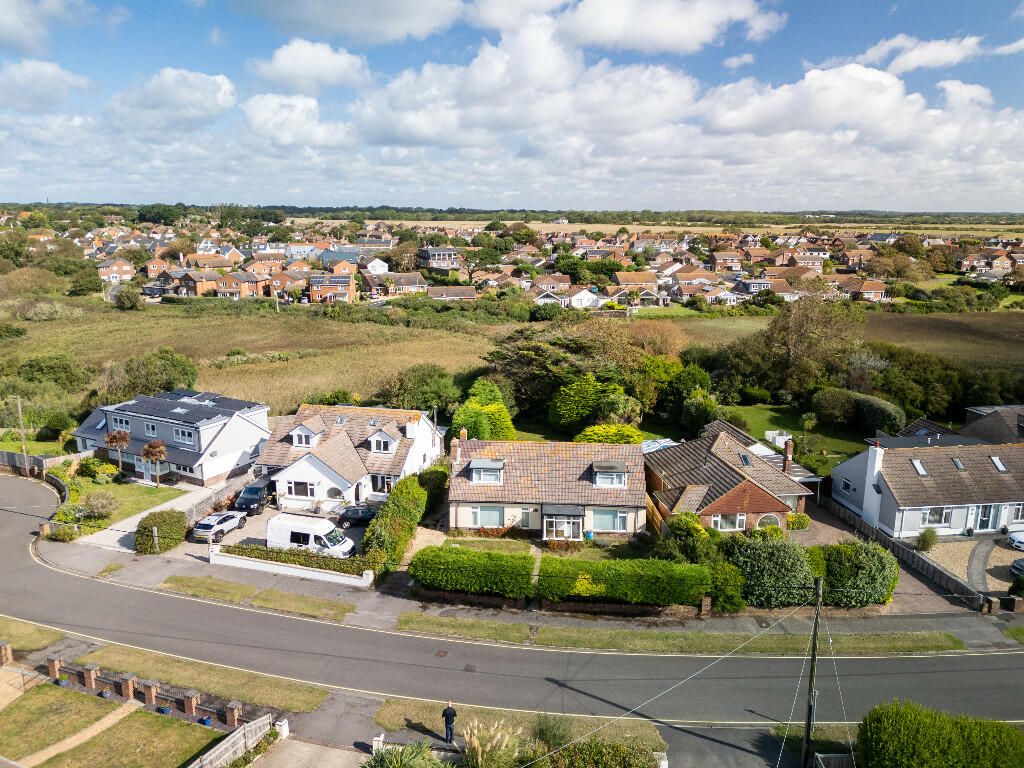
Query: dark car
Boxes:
[
  {"xmin": 337, "ymin": 505, "xmax": 377, "ymax": 529},
  {"xmin": 232, "ymin": 476, "xmax": 275, "ymax": 516}
]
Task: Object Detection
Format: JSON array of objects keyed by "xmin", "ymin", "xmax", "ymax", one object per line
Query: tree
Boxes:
[
  {"xmin": 104, "ymin": 429, "xmax": 130, "ymax": 470},
  {"xmin": 484, "ymin": 220, "xmax": 505, "ymax": 231},
  {"xmin": 464, "ymin": 248, "xmax": 502, "ymax": 283},
  {"xmin": 163, "ymin": 238, "xmax": 193, "ymax": 260},
  {"xmin": 20, "ymin": 211, "xmax": 50, "ymax": 229},
  {"xmin": 450, "ymin": 401, "xmax": 491, "ymax": 440},
  {"xmin": 679, "ymin": 387, "xmax": 721, "ymax": 438},
  {"xmin": 800, "ymin": 411, "xmax": 818, "ymax": 443},
  {"xmin": 115, "ymin": 284, "xmax": 143, "ymax": 311},
  {"xmin": 662, "ymin": 364, "xmax": 711, "ymax": 419},
  {"xmin": 548, "ymin": 374, "xmax": 619, "ymax": 433},
  {"xmin": 89, "ymin": 347, "xmax": 198, "ymax": 405},
  {"xmin": 573, "ymin": 424, "xmax": 643, "ymax": 444},
  {"xmin": 68, "ymin": 271, "xmax": 103, "ymax": 296},
  {"xmin": 141, "ymin": 440, "xmax": 167, "ymax": 487}
]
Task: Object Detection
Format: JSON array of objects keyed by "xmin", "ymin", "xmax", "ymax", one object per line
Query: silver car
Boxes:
[
  {"xmin": 1009, "ymin": 531, "xmax": 1024, "ymax": 552},
  {"xmin": 191, "ymin": 512, "xmax": 246, "ymax": 543}
]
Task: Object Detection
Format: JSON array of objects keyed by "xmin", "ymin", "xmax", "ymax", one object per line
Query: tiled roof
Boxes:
[
  {"xmin": 879, "ymin": 443, "xmax": 1024, "ymax": 508},
  {"xmin": 448, "ymin": 439, "xmax": 645, "ymax": 507}
]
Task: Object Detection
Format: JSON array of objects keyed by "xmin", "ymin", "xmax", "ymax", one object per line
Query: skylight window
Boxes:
[
  {"xmin": 172, "ymin": 407, "xmax": 189, "ymax": 414},
  {"xmin": 952, "ymin": 458, "xmax": 965, "ymax": 471},
  {"xmin": 335, "ymin": 415, "xmax": 346, "ymax": 424},
  {"xmin": 739, "ymin": 454, "xmax": 752, "ymax": 467},
  {"xmin": 991, "ymin": 456, "xmax": 1007, "ymax": 473},
  {"xmin": 911, "ymin": 459, "xmax": 928, "ymax": 477},
  {"xmin": 368, "ymin": 417, "xmax": 379, "ymax": 427}
]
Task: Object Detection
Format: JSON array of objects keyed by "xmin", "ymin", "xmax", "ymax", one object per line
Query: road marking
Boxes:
[{"xmin": 25, "ymin": 539, "xmax": 1024, "ymax": 661}]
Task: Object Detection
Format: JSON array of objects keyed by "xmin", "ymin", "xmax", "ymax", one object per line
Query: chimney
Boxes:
[
  {"xmin": 405, "ymin": 419, "xmax": 417, "ymax": 439},
  {"xmin": 783, "ymin": 440, "xmax": 794, "ymax": 474},
  {"xmin": 459, "ymin": 427, "xmax": 468, "ymax": 441}
]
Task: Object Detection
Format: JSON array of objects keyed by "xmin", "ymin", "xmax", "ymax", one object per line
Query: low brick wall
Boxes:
[{"xmin": 823, "ymin": 497, "xmax": 983, "ymax": 610}]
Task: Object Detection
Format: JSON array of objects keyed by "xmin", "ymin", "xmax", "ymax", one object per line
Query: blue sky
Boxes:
[{"xmin": 2, "ymin": 0, "xmax": 1024, "ymax": 210}]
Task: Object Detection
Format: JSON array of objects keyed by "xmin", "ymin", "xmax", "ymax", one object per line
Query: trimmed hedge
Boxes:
[
  {"xmin": 806, "ymin": 542, "xmax": 899, "ymax": 607},
  {"xmin": 549, "ymin": 739, "xmax": 657, "ymax": 768},
  {"xmin": 787, "ymin": 511, "xmax": 811, "ymax": 530},
  {"xmin": 134, "ymin": 509, "xmax": 186, "ymax": 554},
  {"xmin": 222, "ymin": 543, "xmax": 373, "ymax": 575},
  {"xmin": 811, "ymin": 387, "xmax": 906, "ymax": 434},
  {"xmin": 536, "ymin": 557, "xmax": 709, "ymax": 606},
  {"xmin": 723, "ymin": 538, "xmax": 815, "ymax": 608},
  {"xmin": 408, "ymin": 546, "xmax": 534, "ymax": 598},
  {"xmin": 361, "ymin": 474, "xmax": 429, "ymax": 573},
  {"xmin": 857, "ymin": 700, "xmax": 1024, "ymax": 768}
]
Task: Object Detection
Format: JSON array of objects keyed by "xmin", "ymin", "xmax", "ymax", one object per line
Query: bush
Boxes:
[
  {"xmin": 418, "ymin": 460, "xmax": 450, "ymax": 515},
  {"xmin": 725, "ymin": 538, "xmax": 815, "ymax": 608},
  {"xmin": 548, "ymin": 374, "xmax": 619, "ymax": 432},
  {"xmin": 536, "ymin": 556, "xmax": 709, "ymax": 606},
  {"xmin": 573, "ymin": 423, "xmax": 643, "ymax": 444},
  {"xmin": 549, "ymin": 739, "xmax": 658, "ymax": 768},
  {"xmin": 408, "ymin": 546, "xmax": 534, "ymax": 598},
  {"xmin": 811, "ymin": 388, "xmax": 856, "ymax": 426},
  {"xmin": 360, "ymin": 475, "xmax": 429, "ymax": 573},
  {"xmin": 710, "ymin": 561, "xmax": 746, "ymax": 612},
  {"xmin": 855, "ymin": 392, "xmax": 906, "ymax": 434},
  {"xmin": 805, "ymin": 542, "xmax": 900, "ymax": 607},
  {"xmin": 77, "ymin": 456, "xmax": 106, "ymax": 478},
  {"xmin": 46, "ymin": 525, "xmax": 78, "ymax": 542},
  {"xmin": 114, "ymin": 285, "xmax": 143, "ymax": 311},
  {"xmin": 857, "ymin": 699, "xmax": 1024, "ymax": 768},
  {"xmin": 787, "ymin": 512, "xmax": 810, "ymax": 530},
  {"xmin": 222, "ymin": 544, "xmax": 375, "ymax": 576},
  {"xmin": 450, "ymin": 401, "xmax": 492, "ymax": 440},
  {"xmin": 0, "ymin": 322, "xmax": 26, "ymax": 339},
  {"xmin": 1010, "ymin": 574, "xmax": 1024, "ymax": 598},
  {"xmin": 532, "ymin": 715, "xmax": 572, "ymax": 749},
  {"xmin": 750, "ymin": 525, "xmax": 786, "ymax": 541},
  {"xmin": 134, "ymin": 509, "xmax": 186, "ymax": 554},
  {"xmin": 81, "ymin": 491, "xmax": 118, "ymax": 520},
  {"xmin": 482, "ymin": 402, "xmax": 516, "ymax": 440},
  {"xmin": 916, "ymin": 527, "xmax": 938, "ymax": 552},
  {"xmin": 740, "ymin": 385, "xmax": 771, "ymax": 404}
]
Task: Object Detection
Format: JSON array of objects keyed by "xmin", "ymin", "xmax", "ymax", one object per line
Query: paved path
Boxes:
[
  {"xmin": 968, "ymin": 537, "xmax": 997, "ymax": 591},
  {"xmin": 259, "ymin": 739, "xmax": 364, "ymax": 768},
  {"xmin": 20, "ymin": 700, "xmax": 142, "ymax": 767},
  {"xmin": 0, "ymin": 666, "xmax": 44, "ymax": 711}
]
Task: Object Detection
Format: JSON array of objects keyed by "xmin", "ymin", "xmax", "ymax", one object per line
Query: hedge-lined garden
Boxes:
[
  {"xmin": 134, "ymin": 509, "xmax": 186, "ymax": 554},
  {"xmin": 408, "ymin": 547, "xmax": 535, "ymax": 598},
  {"xmin": 221, "ymin": 543, "xmax": 374, "ymax": 575},
  {"xmin": 360, "ymin": 471, "xmax": 434, "ymax": 574},
  {"xmin": 536, "ymin": 557, "xmax": 709, "ymax": 606}
]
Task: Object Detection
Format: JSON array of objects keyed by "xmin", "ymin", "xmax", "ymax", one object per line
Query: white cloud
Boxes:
[
  {"xmin": 1013, "ymin": 2, "xmax": 1024, "ymax": 20},
  {"xmin": 557, "ymin": 0, "xmax": 785, "ymax": 55},
  {"xmin": 993, "ymin": 37, "xmax": 1024, "ymax": 55},
  {"xmin": 937, "ymin": 79, "xmax": 994, "ymax": 110},
  {"xmin": 241, "ymin": 93, "xmax": 353, "ymax": 146},
  {"xmin": 816, "ymin": 33, "xmax": 1024, "ymax": 75},
  {"xmin": 105, "ymin": 5, "xmax": 130, "ymax": 33},
  {"xmin": 250, "ymin": 39, "xmax": 370, "ymax": 94},
  {"xmin": 207, "ymin": 26, "xmax": 224, "ymax": 45},
  {"xmin": 464, "ymin": 0, "xmax": 564, "ymax": 29},
  {"xmin": 234, "ymin": 0, "xmax": 464, "ymax": 44},
  {"xmin": 723, "ymin": 53, "xmax": 754, "ymax": 69},
  {"xmin": 107, "ymin": 67, "xmax": 236, "ymax": 132},
  {"xmin": 0, "ymin": 0, "xmax": 94, "ymax": 54},
  {"xmin": 0, "ymin": 58, "xmax": 90, "ymax": 113}
]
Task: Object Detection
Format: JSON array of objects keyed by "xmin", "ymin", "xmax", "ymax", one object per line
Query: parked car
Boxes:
[
  {"xmin": 265, "ymin": 513, "xmax": 355, "ymax": 558},
  {"xmin": 337, "ymin": 505, "xmax": 377, "ymax": 529},
  {"xmin": 232, "ymin": 476, "xmax": 274, "ymax": 516},
  {"xmin": 1009, "ymin": 531, "xmax": 1024, "ymax": 552},
  {"xmin": 192, "ymin": 511, "xmax": 246, "ymax": 543},
  {"xmin": 1011, "ymin": 558, "xmax": 1024, "ymax": 577}
]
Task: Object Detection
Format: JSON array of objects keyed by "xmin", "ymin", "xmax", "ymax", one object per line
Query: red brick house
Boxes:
[
  {"xmin": 178, "ymin": 270, "xmax": 221, "ymax": 297},
  {"xmin": 216, "ymin": 271, "xmax": 268, "ymax": 299},
  {"xmin": 145, "ymin": 256, "xmax": 174, "ymax": 278},
  {"xmin": 97, "ymin": 258, "xmax": 135, "ymax": 284}
]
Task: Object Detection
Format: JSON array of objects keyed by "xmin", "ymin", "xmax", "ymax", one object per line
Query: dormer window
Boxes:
[
  {"xmin": 469, "ymin": 458, "xmax": 504, "ymax": 484},
  {"xmin": 294, "ymin": 433, "xmax": 311, "ymax": 447},
  {"xmin": 593, "ymin": 461, "xmax": 627, "ymax": 488},
  {"xmin": 373, "ymin": 438, "xmax": 391, "ymax": 453}
]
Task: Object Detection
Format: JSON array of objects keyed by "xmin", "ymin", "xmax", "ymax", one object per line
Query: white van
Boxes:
[{"xmin": 265, "ymin": 513, "xmax": 356, "ymax": 559}]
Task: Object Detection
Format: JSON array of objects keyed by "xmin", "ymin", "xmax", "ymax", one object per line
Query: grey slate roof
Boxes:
[
  {"xmin": 960, "ymin": 406, "xmax": 1024, "ymax": 444},
  {"xmin": 879, "ymin": 443, "xmax": 1024, "ymax": 508}
]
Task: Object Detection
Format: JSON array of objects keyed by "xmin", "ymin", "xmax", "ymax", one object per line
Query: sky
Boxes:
[{"xmin": 2, "ymin": 0, "xmax": 1024, "ymax": 211}]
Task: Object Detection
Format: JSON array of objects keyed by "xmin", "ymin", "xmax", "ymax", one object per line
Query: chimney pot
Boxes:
[{"xmin": 459, "ymin": 427, "xmax": 468, "ymax": 441}]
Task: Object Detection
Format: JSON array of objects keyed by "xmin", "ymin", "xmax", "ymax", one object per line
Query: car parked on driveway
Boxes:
[
  {"xmin": 232, "ymin": 476, "xmax": 275, "ymax": 516},
  {"xmin": 1009, "ymin": 531, "xmax": 1024, "ymax": 552},
  {"xmin": 337, "ymin": 505, "xmax": 377, "ymax": 529},
  {"xmin": 1011, "ymin": 558, "xmax": 1024, "ymax": 577},
  {"xmin": 192, "ymin": 511, "xmax": 247, "ymax": 543}
]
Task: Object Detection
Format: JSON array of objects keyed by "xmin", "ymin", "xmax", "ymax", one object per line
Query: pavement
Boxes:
[
  {"xmin": 4, "ymin": 475, "xmax": 1024, "ymax": 767},
  {"xmin": 259, "ymin": 739, "xmax": 364, "ymax": 768},
  {"xmin": 968, "ymin": 537, "xmax": 998, "ymax": 591}
]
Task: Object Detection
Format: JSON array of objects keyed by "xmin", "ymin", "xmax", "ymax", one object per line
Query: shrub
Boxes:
[
  {"xmin": 462, "ymin": 719, "xmax": 524, "ymax": 768},
  {"xmin": 46, "ymin": 525, "xmax": 78, "ymax": 542},
  {"xmin": 408, "ymin": 546, "xmax": 534, "ymax": 598},
  {"xmin": 573, "ymin": 423, "xmax": 643, "ymax": 444},
  {"xmin": 482, "ymin": 402, "xmax": 516, "ymax": 440},
  {"xmin": 54, "ymin": 503, "xmax": 80, "ymax": 524},
  {"xmin": 710, "ymin": 561, "xmax": 746, "ymax": 613},
  {"xmin": 725, "ymin": 539, "xmax": 815, "ymax": 608},
  {"xmin": 740, "ymin": 385, "xmax": 771, "ymax": 404},
  {"xmin": 226, "ymin": 346, "xmax": 246, "ymax": 356},
  {"xmin": 77, "ymin": 456, "xmax": 106, "ymax": 478},
  {"xmin": 811, "ymin": 388, "xmax": 856, "ymax": 426},
  {"xmin": 804, "ymin": 546, "xmax": 826, "ymax": 579},
  {"xmin": 360, "ymin": 742, "xmax": 441, "ymax": 768},
  {"xmin": 916, "ymin": 527, "xmax": 938, "ymax": 552},
  {"xmin": 787, "ymin": 512, "xmax": 811, "ymax": 530},
  {"xmin": 115, "ymin": 285, "xmax": 143, "ymax": 311},
  {"xmin": 854, "ymin": 392, "xmax": 906, "ymax": 434},
  {"xmin": 81, "ymin": 491, "xmax": 118, "ymax": 520},
  {"xmin": 549, "ymin": 739, "xmax": 658, "ymax": 768},
  {"xmin": 548, "ymin": 374, "xmax": 619, "ymax": 432},
  {"xmin": 222, "ymin": 544, "xmax": 375, "ymax": 576},
  {"xmin": 418, "ymin": 460, "xmax": 450, "ymax": 514},
  {"xmin": 750, "ymin": 525, "xmax": 786, "ymax": 541},
  {"xmin": 536, "ymin": 556, "xmax": 709, "ymax": 606},
  {"xmin": 450, "ymin": 401, "xmax": 491, "ymax": 440},
  {"xmin": 857, "ymin": 700, "xmax": 1024, "ymax": 768},
  {"xmin": 1010, "ymin": 574, "xmax": 1024, "ymax": 598},
  {"xmin": 820, "ymin": 542, "xmax": 899, "ymax": 607},
  {"xmin": 43, "ymin": 409, "xmax": 73, "ymax": 436},
  {"xmin": 532, "ymin": 715, "xmax": 572, "ymax": 749},
  {"xmin": 134, "ymin": 509, "xmax": 186, "ymax": 554},
  {"xmin": 0, "ymin": 322, "xmax": 26, "ymax": 339}
]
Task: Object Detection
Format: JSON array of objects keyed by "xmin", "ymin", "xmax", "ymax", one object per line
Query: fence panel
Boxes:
[{"xmin": 186, "ymin": 713, "xmax": 272, "ymax": 768}]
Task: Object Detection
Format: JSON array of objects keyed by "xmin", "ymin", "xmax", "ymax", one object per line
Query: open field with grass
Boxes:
[
  {"xmin": 444, "ymin": 537, "xmax": 532, "ymax": 553},
  {"xmin": 38, "ymin": 709, "xmax": 220, "ymax": 768},
  {"xmin": 864, "ymin": 311, "xmax": 1024, "ymax": 368},
  {"xmin": 76, "ymin": 646, "xmax": 326, "ymax": 712},
  {"xmin": 374, "ymin": 698, "xmax": 667, "ymax": 751},
  {"xmin": 159, "ymin": 575, "xmax": 355, "ymax": 622},
  {"xmin": 0, "ymin": 685, "xmax": 118, "ymax": 761},
  {"xmin": 0, "ymin": 616, "xmax": 63, "ymax": 651},
  {"xmin": 0, "ymin": 438, "xmax": 67, "ymax": 456},
  {"xmin": 397, "ymin": 612, "xmax": 531, "ymax": 643}
]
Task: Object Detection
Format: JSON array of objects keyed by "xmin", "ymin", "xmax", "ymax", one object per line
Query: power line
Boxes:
[
  {"xmin": 774, "ymin": 623, "xmax": 813, "ymax": 768},
  {"xmin": 822, "ymin": 613, "xmax": 858, "ymax": 766}
]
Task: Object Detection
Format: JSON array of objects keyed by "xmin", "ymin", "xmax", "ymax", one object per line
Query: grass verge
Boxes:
[
  {"xmin": 158, "ymin": 575, "xmax": 355, "ymax": 621},
  {"xmin": 75, "ymin": 646, "xmax": 326, "ymax": 712},
  {"xmin": 38, "ymin": 709, "xmax": 220, "ymax": 768},
  {"xmin": 374, "ymin": 699, "xmax": 667, "ymax": 752},
  {"xmin": 444, "ymin": 537, "xmax": 532, "ymax": 554},
  {"xmin": 96, "ymin": 562, "xmax": 125, "ymax": 578},
  {"xmin": 1003, "ymin": 627, "xmax": 1024, "ymax": 645},
  {"xmin": 397, "ymin": 613, "xmax": 531, "ymax": 643},
  {"xmin": 534, "ymin": 627, "xmax": 965, "ymax": 655},
  {"xmin": 773, "ymin": 724, "xmax": 856, "ymax": 757},
  {"xmin": 0, "ymin": 616, "xmax": 63, "ymax": 651},
  {"xmin": 0, "ymin": 685, "xmax": 118, "ymax": 760}
]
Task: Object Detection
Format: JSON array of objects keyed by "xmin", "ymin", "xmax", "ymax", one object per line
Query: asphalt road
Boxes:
[{"xmin": 2, "ymin": 476, "xmax": 1023, "ymax": 757}]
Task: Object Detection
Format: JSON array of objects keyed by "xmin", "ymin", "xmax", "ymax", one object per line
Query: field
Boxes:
[{"xmin": 864, "ymin": 312, "xmax": 1024, "ymax": 369}]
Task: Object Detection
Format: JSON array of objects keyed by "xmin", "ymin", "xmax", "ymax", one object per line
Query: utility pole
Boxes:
[
  {"xmin": 801, "ymin": 576, "xmax": 824, "ymax": 768},
  {"xmin": 16, "ymin": 396, "xmax": 30, "ymax": 478}
]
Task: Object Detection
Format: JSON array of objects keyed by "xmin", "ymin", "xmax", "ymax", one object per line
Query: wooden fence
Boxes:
[
  {"xmin": 822, "ymin": 497, "xmax": 983, "ymax": 610},
  {"xmin": 186, "ymin": 714, "xmax": 273, "ymax": 768},
  {"xmin": 0, "ymin": 449, "xmax": 94, "ymax": 476}
]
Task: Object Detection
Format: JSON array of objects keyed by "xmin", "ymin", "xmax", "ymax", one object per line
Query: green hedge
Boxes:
[
  {"xmin": 723, "ymin": 538, "xmax": 815, "ymax": 608},
  {"xmin": 787, "ymin": 512, "xmax": 810, "ymax": 530},
  {"xmin": 536, "ymin": 557, "xmax": 709, "ymax": 606},
  {"xmin": 549, "ymin": 739, "xmax": 657, "ymax": 768},
  {"xmin": 805, "ymin": 542, "xmax": 899, "ymax": 607},
  {"xmin": 360, "ymin": 474, "xmax": 430, "ymax": 574},
  {"xmin": 134, "ymin": 509, "xmax": 186, "ymax": 554},
  {"xmin": 408, "ymin": 546, "xmax": 534, "ymax": 598},
  {"xmin": 222, "ymin": 543, "xmax": 373, "ymax": 575},
  {"xmin": 857, "ymin": 700, "xmax": 1024, "ymax": 768}
]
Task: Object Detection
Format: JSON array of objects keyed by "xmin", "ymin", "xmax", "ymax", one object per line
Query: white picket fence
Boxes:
[{"xmin": 186, "ymin": 714, "xmax": 273, "ymax": 768}]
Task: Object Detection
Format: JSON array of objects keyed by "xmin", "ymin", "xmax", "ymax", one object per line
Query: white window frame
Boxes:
[
  {"xmin": 373, "ymin": 438, "xmax": 391, "ymax": 453},
  {"xmin": 470, "ymin": 505, "xmax": 504, "ymax": 528},
  {"xmin": 371, "ymin": 474, "xmax": 395, "ymax": 493},
  {"xmin": 294, "ymin": 432, "xmax": 311, "ymax": 447},
  {"xmin": 1008, "ymin": 503, "xmax": 1024, "ymax": 522},
  {"xmin": 145, "ymin": 422, "xmax": 157, "ymax": 437},
  {"xmin": 592, "ymin": 508, "xmax": 629, "ymax": 532},
  {"xmin": 711, "ymin": 513, "xmax": 746, "ymax": 531},
  {"xmin": 594, "ymin": 471, "xmax": 626, "ymax": 488},
  {"xmin": 286, "ymin": 480, "xmax": 314, "ymax": 498},
  {"xmin": 470, "ymin": 468, "xmax": 502, "ymax": 485},
  {"xmin": 841, "ymin": 477, "xmax": 852, "ymax": 492},
  {"xmin": 173, "ymin": 427, "xmax": 194, "ymax": 445},
  {"xmin": 920, "ymin": 507, "xmax": 951, "ymax": 527},
  {"xmin": 544, "ymin": 516, "xmax": 582, "ymax": 541},
  {"xmin": 111, "ymin": 416, "xmax": 130, "ymax": 431}
]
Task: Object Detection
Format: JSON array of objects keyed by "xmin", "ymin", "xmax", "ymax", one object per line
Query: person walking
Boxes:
[{"xmin": 442, "ymin": 701, "xmax": 457, "ymax": 744}]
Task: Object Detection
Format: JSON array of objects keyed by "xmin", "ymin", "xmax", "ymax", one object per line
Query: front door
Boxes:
[{"xmin": 978, "ymin": 504, "xmax": 998, "ymax": 530}]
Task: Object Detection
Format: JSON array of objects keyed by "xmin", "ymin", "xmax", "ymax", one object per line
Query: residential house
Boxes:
[
  {"xmin": 961, "ymin": 405, "xmax": 1024, "ymax": 444},
  {"xmin": 788, "ymin": 251, "xmax": 824, "ymax": 273},
  {"xmin": 255, "ymin": 404, "xmax": 443, "ymax": 510},
  {"xmin": 177, "ymin": 270, "xmax": 221, "ymax": 297},
  {"xmin": 447, "ymin": 433, "xmax": 647, "ymax": 540},
  {"xmin": 613, "ymin": 271, "xmax": 659, "ymax": 293},
  {"xmin": 267, "ymin": 270, "xmax": 308, "ymax": 297},
  {"xmin": 97, "ymin": 258, "xmax": 135, "ymax": 283},
  {"xmin": 145, "ymin": 256, "xmax": 175, "ymax": 278},
  {"xmin": 831, "ymin": 443, "xmax": 1024, "ymax": 538},
  {"xmin": 308, "ymin": 274, "xmax": 356, "ymax": 303},
  {"xmin": 710, "ymin": 252, "xmax": 743, "ymax": 272},
  {"xmin": 527, "ymin": 286, "xmax": 567, "ymax": 307},
  {"xmin": 645, "ymin": 420, "xmax": 813, "ymax": 533},
  {"xmin": 72, "ymin": 389, "xmax": 270, "ymax": 487},
  {"xmin": 360, "ymin": 257, "xmax": 389, "ymax": 275},
  {"xmin": 836, "ymin": 249, "xmax": 874, "ymax": 270},
  {"xmin": 426, "ymin": 286, "xmax": 477, "ymax": 301},
  {"xmin": 418, "ymin": 246, "xmax": 462, "ymax": 270},
  {"xmin": 216, "ymin": 271, "xmax": 268, "ymax": 299},
  {"xmin": 533, "ymin": 274, "xmax": 572, "ymax": 292},
  {"xmin": 832, "ymin": 275, "xmax": 889, "ymax": 302}
]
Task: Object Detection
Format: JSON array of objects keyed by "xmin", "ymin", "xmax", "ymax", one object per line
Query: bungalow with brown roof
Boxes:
[{"xmin": 613, "ymin": 271, "xmax": 659, "ymax": 293}]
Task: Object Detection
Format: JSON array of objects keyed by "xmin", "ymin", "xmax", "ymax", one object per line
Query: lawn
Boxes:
[
  {"xmin": 76, "ymin": 478, "xmax": 185, "ymax": 530},
  {"xmin": 397, "ymin": 612, "xmax": 531, "ymax": 643},
  {"xmin": 0, "ymin": 616, "xmax": 63, "ymax": 651},
  {"xmin": 773, "ymin": 724, "xmax": 856, "ymax": 757},
  {"xmin": 534, "ymin": 627, "xmax": 965, "ymax": 654},
  {"xmin": 76, "ymin": 646, "xmax": 326, "ymax": 712},
  {"xmin": 0, "ymin": 685, "xmax": 118, "ymax": 761},
  {"xmin": 159, "ymin": 575, "xmax": 355, "ymax": 622},
  {"xmin": 444, "ymin": 537, "xmax": 532, "ymax": 554},
  {"xmin": 0, "ymin": 438, "xmax": 69, "ymax": 456},
  {"xmin": 38, "ymin": 709, "xmax": 220, "ymax": 768},
  {"xmin": 1003, "ymin": 627, "xmax": 1024, "ymax": 645},
  {"xmin": 726, "ymin": 403, "xmax": 865, "ymax": 472},
  {"xmin": 374, "ymin": 699, "xmax": 667, "ymax": 751}
]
